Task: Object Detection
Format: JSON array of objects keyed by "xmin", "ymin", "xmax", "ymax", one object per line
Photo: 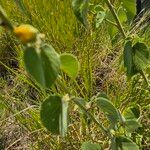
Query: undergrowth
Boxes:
[{"xmin": 0, "ymin": 0, "xmax": 150, "ymax": 149}]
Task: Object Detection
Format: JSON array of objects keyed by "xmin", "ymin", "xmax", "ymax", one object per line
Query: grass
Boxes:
[{"xmin": 0, "ymin": 0, "xmax": 150, "ymax": 149}]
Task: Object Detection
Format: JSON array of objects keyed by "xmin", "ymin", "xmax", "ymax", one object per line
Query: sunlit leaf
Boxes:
[
  {"xmin": 122, "ymin": 0, "xmax": 136, "ymax": 22},
  {"xmin": 60, "ymin": 53, "xmax": 79, "ymax": 79},
  {"xmin": 81, "ymin": 141, "xmax": 102, "ymax": 150}
]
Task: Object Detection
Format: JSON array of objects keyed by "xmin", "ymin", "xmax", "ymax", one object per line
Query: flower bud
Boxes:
[{"xmin": 14, "ymin": 24, "xmax": 38, "ymax": 43}]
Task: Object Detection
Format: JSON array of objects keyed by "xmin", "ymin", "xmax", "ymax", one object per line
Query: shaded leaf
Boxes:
[
  {"xmin": 116, "ymin": 136, "xmax": 139, "ymax": 150},
  {"xmin": 124, "ymin": 41, "xmax": 139, "ymax": 77},
  {"xmin": 96, "ymin": 97, "xmax": 120, "ymax": 125},
  {"xmin": 133, "ymin": 42, "xmax": 150, "ymax": 70},
  {"xmin": 24, "ymin": 47, "xmax": 45, "ymax": 87},
  {"xmin": 41, "ymin": 44, "xmax": 60, "ymax": 88},
  {"xmin": 123, "ymin": 106, "xmax": 140, "ymax": 120},
  {"xmin": 72, "ymin": 0, "xmax": 89, "ymax": 27},
  {"xmin": 60, "ymin": 53, "xmax": 79, "ymax": 79}
]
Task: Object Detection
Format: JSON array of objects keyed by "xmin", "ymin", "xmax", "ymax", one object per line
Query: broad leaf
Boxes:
[
  {"xmin": 24, "ymin": 47, "xmax": 45, "ymax": 87},
  {"xmin": 133, "ymin": 42, "xmax": 150, "ymax": 70},
  {"xmin": 123, "ymin": 106, "xmax": 140, "ymax": 120},
  {"xmin": 60, "ymin": 53, "xmax": 79, "ymax": 79},
  {"xmin": 41, "ymin": 44, "xmax": 60, "ymax": 88},
  {"xmin": 96, "ymin": 97, "xmax": 120, "ymax": 125},
  {"xmin": 40, "ymin": 95, "xmax": 68, "ymax": 136},
  {"xmin": 125, "ymin": 119, "xmax": 141, "ymax": 133},
  {"xmin": 72, "ymin": 0, "xmax": 89, "ymax": 27},
  {"xmin": 122, "ymin": 0, "xmax": 136, "ymax": 22},
  {"xmin": 124, "ymin": 41, "xmax": 134, "ymax": 77},
  {"xmin": 116, "ymin": 136, "xmax": 139, "ymax": 150},
  {"xmin": 118, "ymin": 7, "xmax": 127, "ymax": 23},
  {"xmin": 81, "ymin": 141, "xmax": 102, "ymax": 150},
  {"xmin": 111, "ymin": 137, "xmax": 117, "ymax": 150}
]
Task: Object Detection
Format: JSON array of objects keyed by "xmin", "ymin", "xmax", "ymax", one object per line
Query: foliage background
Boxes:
[{"xmin": 0, "ymin": 0, "xmax": 150, "ymax": 149}]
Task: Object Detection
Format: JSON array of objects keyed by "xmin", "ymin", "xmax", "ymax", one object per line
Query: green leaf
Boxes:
[
  {"xmin": 40, "ymin": 95, "xmax": 68, "ymax": 136},
  {"xmin": 111, "ymin": 137, "xmax": 117, "ymax": 150},
  {"xmin": 96, "ymin": 97, "xmax": 120, "ymax": 125},
  {"xmin": 133, "ymin": 42, "xmax": 150, "ymax": 70},
  {"xmin": 41, "ymin": 44, "xmax": 60, "ymax": 88},
  {"xmin": 95, "ymin": 11, "xmax": 106, "ymax": 28},
  {"xmin": 60, "ymin": 53, "xmax": 79, "ymax": 79},
  {"xmin": 24, "ymin": 47, "xmax": 45, "ymax": 87},
  {"xmin": 118, "ymin": 7, "xmax": 127, "ymax": 23},
  {"xmin": 124, "ymin": 41, "xmax": 135, "ymax": 77},
  {"xmin": 122, "ymin": 0, "xmax": 136, "ymax": 22},
  {"xmin": 24, "ymin": 44, "xmax": 60, "ymax": 88},
  {"xmin": 123, "ymin": 106, "xmax": 140, "ymax": 120},
  {"xmin": 96, "ymin": 92, "xmax": 109, "ymax": 99},
  {"xmin": 72, "ymin": 0, "xmax": 89, "ymax": 27},
  {"xmin": 81, "ymin": 141, "xmax": 102, "ymax": 150},
  {"xmin": 116, "ymin": 136, "xmax": 139, "ymax": 150},
  {"xmin": 125, "ymin": 119, "xmax": 141, "ymax": 133},
  {"xmin": 13, "ymin": 0, "xmax": 27, "ymax": 14}
]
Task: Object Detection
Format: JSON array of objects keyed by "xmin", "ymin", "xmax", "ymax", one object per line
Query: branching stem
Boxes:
[{"xmin": 105, "ymin": 0, "xmax": 127, "ymax": 38}]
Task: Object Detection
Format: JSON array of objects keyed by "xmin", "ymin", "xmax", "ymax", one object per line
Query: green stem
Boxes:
[
  {"xmin": 57, "ymin": 77, "xmax": 110, "ymax": 136},
  {"xmin": 105, "ymin": 18, "xmax": 118, "ymax": 27},
  {"xmin": 140, "ymin": 70, "xmax": 150, "ymax": 87},
  {"xmin": 105, "ymin": 0, "xmax": 126, "ymax": 39},
  {"xmin": 0, "ymin": 5, "xmax": 14, "ymax": 30},
  {"xmin": 73, "ymin": 98, "xmax": 109, "ymax": 136}
]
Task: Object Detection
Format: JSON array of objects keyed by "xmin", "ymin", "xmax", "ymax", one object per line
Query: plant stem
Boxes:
[
  {"xmin": 105, "ymin": 0, "xmax": 126, "ymax": 39},
  {"xmin": 73, "ymin": 98, "xmax": 109, "ymax": 136},
  {"xmin": 57, "ymin": 77, "xmax": 110, "ymax": 136},
  {"xmin": 0, "ymin": 5, "xmax": 14, "ymax": 30},
  {"xmin": 140, "ymin": 70, "xmax": 150, "ymax": 87},
  {"xmin": 105, "ymin": 18, "xmax": 118, "ymax": 27}
]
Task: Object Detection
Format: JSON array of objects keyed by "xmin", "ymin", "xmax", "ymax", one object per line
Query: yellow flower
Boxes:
[{"xmin": 14, "ymin": 24, "xmax": 38, "ymax": 43}]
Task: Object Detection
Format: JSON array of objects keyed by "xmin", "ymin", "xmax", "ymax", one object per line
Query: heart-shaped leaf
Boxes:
[
  {"xmin": 24, "ymin": 44, "xmax": 60, "ymax": 88},
  {"xmin": 40, "ymin": 95, "xmax": 68, "ymax": 136}
]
